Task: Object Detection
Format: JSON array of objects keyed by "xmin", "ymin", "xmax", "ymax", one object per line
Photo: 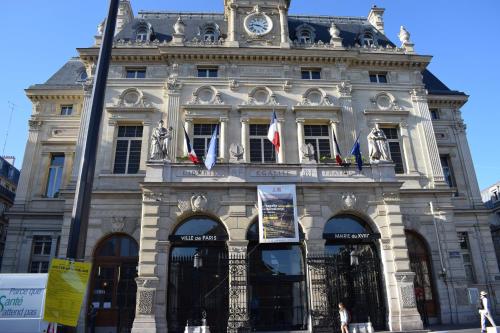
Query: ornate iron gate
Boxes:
[
  {"xmin": 167, "ymin": 251, "xmax": 249, "ymax": 333},
  {"xmin": 308, "ymin": 253, "xmax": 386, "ymax": 332}
]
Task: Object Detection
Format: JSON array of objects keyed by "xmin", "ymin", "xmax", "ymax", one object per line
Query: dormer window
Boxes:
[
  {"xmin": 362, "ymin": 32, "xmax": 375, "ymax": 47},
  {"xmin": 295, "ymin": 24, "xmax": 316, "ymax": 44},
  {"xmin": 299, "ymin": 30, "xmax": 312, "ymax": 44},
  {"xmin": 133, "ymin": 21, "xmax": 153, "ymax": 42},
  {"xmin": 136, "ymin": 27, "xmax": 148, "ymax": 42},
  {"xmin": 200, "ymin": 23, "xmax": 220, "ymax": 43}
]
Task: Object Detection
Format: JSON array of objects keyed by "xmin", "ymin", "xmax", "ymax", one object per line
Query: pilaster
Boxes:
[
  {"xmin": 184, "ymin": 117, "xmax": 194, "ymax": 156},
  {"xmin": 338, "ymin": 82, "xmax": 355, "ymax": 154},
  {"xmin": 277, "ymin": 119, "xmax": 285, "ymax": 163},
  {"xmin": 165, "ymin": 83, "xmax": 181, "ymax": 161},
  {"xmin": 296, "ymin": 119, "xmax": 305, "ymax": 163},
  {"xmin": 278, "ymin": 5, "xmax": 290, "ymax": 48},
  {"xmin": 399, "ymin": 121, "xmax": 417, "ymax": 174},
  {"xmin": 241, "ymin": 118, "xmax": 250, "ymax": 162},
  {"xmin": 220, "ymin": 117, "xmax": 228, "ymax": 161}
]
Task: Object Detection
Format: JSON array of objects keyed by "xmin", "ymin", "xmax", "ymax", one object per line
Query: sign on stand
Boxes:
[
  {"xmin": 0, "ymin": 273, "xmax": 50, "ymax": 333},
  {"xmin": 44, "ymin": 259, "xmax": 92, "ymax": 327}
]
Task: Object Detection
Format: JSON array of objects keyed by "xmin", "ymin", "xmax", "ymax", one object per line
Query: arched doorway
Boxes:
[
  {"xmin": 247, "ymin": 222, "xmax": 308, "ymax": 331},
  {"xmin": 88, "ymin": 234, "xmax": 138, "ymax": 332},
  {"xmin": 323, "ymin": 214, "xmax": 386, "ymax": 331},
  {"xmin": 167, "ymin": 216, "xmax": 229, "ymax": 333},
  {"xmin": 405, "ymin": 230, "xmax": 439, "ymax": 326}
]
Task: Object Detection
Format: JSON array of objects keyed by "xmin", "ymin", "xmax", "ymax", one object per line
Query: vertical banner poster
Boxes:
[
  {"xmin": 43, "ymin": 259, "xmax": 92, "ymax": 327},
  {"xmin": 257, "ymin": 184, "xmax": 299, "ymax": 243}
]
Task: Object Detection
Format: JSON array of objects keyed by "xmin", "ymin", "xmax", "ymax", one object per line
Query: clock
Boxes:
[{"xmin": 244, "ymin": 13, "xmax": 273, "ymax": 36}]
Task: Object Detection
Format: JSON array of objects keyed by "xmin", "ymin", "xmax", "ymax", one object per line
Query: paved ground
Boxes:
[{"xmin": 428, "ymin": 324, "xmax": 481, "ymax": 333}]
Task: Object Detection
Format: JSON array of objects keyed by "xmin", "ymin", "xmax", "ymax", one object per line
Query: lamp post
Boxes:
[{"xmin": 192, "ymin": 250, "xmax": 203, "ymax": 327}]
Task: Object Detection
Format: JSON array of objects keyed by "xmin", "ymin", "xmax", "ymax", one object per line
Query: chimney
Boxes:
[
  {"xmin": 368, "ymin": 5, "xmax": 385, "ymax": 34},
  {"xmin": 116, "ymin": 0, "xmax": 134, "ymax": 36}
]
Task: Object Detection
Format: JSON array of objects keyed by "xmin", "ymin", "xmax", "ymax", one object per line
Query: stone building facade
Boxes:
[
  {"xmin": 482, "ymin": 182, "xmax": 500, "ymax": 271},
  {"xmin": 0, "ymin": 156, "xmax": 20, "ymax": 269},
  {"xmin": 3, "ymin": 0, "xmax": 499, "ymax": 332}
]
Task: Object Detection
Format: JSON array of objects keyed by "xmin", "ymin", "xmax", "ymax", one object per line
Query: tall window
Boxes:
[
  {"xmin": 457, "ymin": 232, "xmax": 476, "ymax": 284},
  {"xmin": 193, "ymin": 123, "xmax": 219, "ymax": 159},
  {"xmin": 126, "ymin": 68, "xmax": 146, "ymax": 79},
  {"xmin": 301, "ymin": 69, "xmax": 321, "ymax": 80},
  {"xmin": 304, "ymin": 125, "xmax": 331, "ymax": 162},
  {"xmin": 429, "ymin": 108, "xmax": 440, "ymax": 120},
  {"xmin": 250, "ymin": 124, "xmax": 276, "ymax": 163},
  {"xmin": 380, "ymin": 127, "xmax": 404, "ymax": 174},
  {"xmin": 197, "ymin": 67, "xmax": 218, "ymax": 78},
  {"xmin": 440, "ymin": 155, "xmax": 456, "ymax": 187},
  {"xmin": 136, "ymin": 28, "xmax": 148, "ymax": 41},
  {"xmin": 46, "ymin": 154, "xmax": 65, "ymax": 198},
  {"xmin": 113, "ymin": 126, "xmax": 143, "ymax": 174},
  {"xmin": 60, "ymin": 105, "xmax": 73, "ymax": 116},
  {"xmin": 29, "ymin": 236, "xmax": 52, "ymax": 273},
  {"xmin": 369, "ymin": 72, "xmax": 387, "ymax": 83}
]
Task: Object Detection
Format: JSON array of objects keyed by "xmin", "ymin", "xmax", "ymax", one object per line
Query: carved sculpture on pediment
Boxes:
[
  {"xmin": 111, "ymin": 216, "xmax": 126, "ymax": 232},
  {"xmin": 166, "ymin": 77, "xmax": 182, "ymax": 93},
  {"xmin": 150, "ymin": 120, "xmax": 173, "ymax": 161},
  {"xmin": 338, "ymin": 81, "xmax": 352, "ymax": 97},
  {"xmin": 283, "ymin": 80, "xmax": 292, "ymax": 92},
  {"xmin": 116, "ymin": 88, "xmax": 151, "ymax": 108},
  {"xmin": 229, "ymin": 80, "xmax": 239, "ymax": 91},
  {"xmin": 229, "ymin": 143, "xmax": 244, "ymax": 163},
  {"xmin": 188, "ymin": 86, "xmax": 223, "ymax": 105},
  {"xmin": 245, "ymin": 86, "xmax": 278, "ymax": 105}
]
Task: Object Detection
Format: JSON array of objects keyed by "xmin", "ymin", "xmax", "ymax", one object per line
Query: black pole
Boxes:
[{"xmin": 66, "ymin": 0, "xmax": 120, "ymax": 259}]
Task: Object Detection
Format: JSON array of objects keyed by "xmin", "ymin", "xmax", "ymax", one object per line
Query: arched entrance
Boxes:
[
  {"xmin": 167, "ymin": 216, "xmax": 229, "ymax": 333},
  {"xmin": 88, "ymin": 234, "xmax": 138, "ymax": 332},
  {"xmin": 323, "ymin": 214, "xmax": 386, "ymax": 331},
  {"xmin": 247, "ymin": 222, "xmax": 308, "ymax": 331},
  {"xmin": 405, "ymin": 230, "xmax": 439, "ymax": 326}
]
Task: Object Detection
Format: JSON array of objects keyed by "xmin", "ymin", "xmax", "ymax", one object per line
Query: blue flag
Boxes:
[
  {"xmin": 350, "ymin": 135, "xmax": 363, "ymax": 171},
  {"xmin": 204, "ymin": 125, "xmax": 218, "ymax": 171}
]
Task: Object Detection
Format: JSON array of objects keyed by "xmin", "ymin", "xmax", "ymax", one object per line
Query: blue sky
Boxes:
[{"xmin": 1, "ymin": 1, "xmax": 499, "ymax": 189}]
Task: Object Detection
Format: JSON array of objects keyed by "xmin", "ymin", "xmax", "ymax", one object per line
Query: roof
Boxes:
[
  {"xmin": 115, "ymin": 12, "xmax": 394, "ymax": 47},
  {"xmin": 28, "ymin": 57, "xmax": 87, "ymax": 90},
  {"xmin": 422, "ymin": 69, "xmax": 466, "ymax": 96}
]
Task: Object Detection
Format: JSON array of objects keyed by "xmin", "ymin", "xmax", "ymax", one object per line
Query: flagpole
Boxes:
[{"xmin": 66, "ymin": 0, "xmax": 120, "ymax": 260}]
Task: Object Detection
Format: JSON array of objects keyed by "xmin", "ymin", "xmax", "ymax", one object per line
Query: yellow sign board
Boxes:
[{"xmin": 43, "ymin": 258, "xmax": 92, "ymax": 327}]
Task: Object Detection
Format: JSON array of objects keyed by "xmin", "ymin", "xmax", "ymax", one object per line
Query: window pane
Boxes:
[
  {"xmin": 311, "ymin": 71, "xmax": 321, "ymax": 80},
  {"xmin": 127, "ymin": 140, "xmax": 142, "ymax": 174},
  {"xmin": 318, "ymin": 139, "xmax": 331, "ymax": 160},
  {"xmin": 378, "ymin": 75, "xmax": 387, "ymax": 83},
  {"xmin": 301, "ymin": 71, "xmax": 310, "ymax": 80},
  {"xmin": 113, "ymin": 140, "xmax": 129, "ymax": 174},
  {"xmin": 197, "ymin": 69, "xmax": 207, "ymax": 77},
  {"xmin": 369, "ymin": 74, "xmax": 377, "ymax": 83},
  {"xmin": 126, "ymin": 71, "xmax": 136, "ymax": 78},
  {"xmin": 250, "ymin": 139, "xmax": 263, "ymax": 163},
  {"xmin": 208, "ymin": 69, "xmax": 218, "ymax": 77},
  {"xmin": 249, "ymin": 124, "xmax": 268, "ymax": 136},
  {"xmin": 262, "ymin": 140, "xmax": 276, "ymax": 163},
  {"xmin": 389, "ymin": 142, "xmax": 404, "ymax": 174}
]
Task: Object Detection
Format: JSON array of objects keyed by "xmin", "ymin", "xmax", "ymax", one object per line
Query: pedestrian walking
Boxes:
[
  {"xmin": 479, "ymin": 291, "xmax": 496, "ymax": 332},
  {"xmin": 338, "ymin": 302, "xmax": 350, "ymax": 333}
]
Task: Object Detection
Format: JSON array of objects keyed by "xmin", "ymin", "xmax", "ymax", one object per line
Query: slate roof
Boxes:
[{"xmin": 29, "ymin": 12, "xmax": 464, "ymax": 96}]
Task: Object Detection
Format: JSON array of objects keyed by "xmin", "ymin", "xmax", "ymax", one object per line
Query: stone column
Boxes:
[
  {"xmin": 220, "ymin": 117, "xmax": 228, "ymax": 161},
  {"xmin": 15, "ymin": 120, "xmax": 43, "ymax": 204},
  {"xmin": 296, "ymin": 119, "xmax": 305, "ymax": 163},
  {"xmin": 338, "ymin": 82, "xmax": 356, "ymax": 154},
  {"xmin": 278, "ymin": 5, "xmax": 290, "ymax": 48},
  {"xmin": 184, "ymin": 117, "xmax": 194, "ymax": 156},
  {"xmin": 277, "ymin": 119, "xmax": 285, "ymax": 163},
  {"xmin": 165, "ymin": 81, "xmax": 182, "ymax": 161},
  {"xmin": 399, "ymin": 121, "xmax": 417, "ymax": 173},
  {"xmin": 227, "ymin": 241, "xmax": 249, "ymax": 333},
  {"xmin": 141, "ymin": 121, "xmax": 152, "ymax": 170},
  {"xmin": 410, "ymin": 88, "xmax": 446, "ymax": 186},
  {"xmin": 70, "ymin": 81, "xmax": 93, "ymax": 185},
  {"xmin": 241, "ymin": 118, "xmax": 250, "ymax": 162}
]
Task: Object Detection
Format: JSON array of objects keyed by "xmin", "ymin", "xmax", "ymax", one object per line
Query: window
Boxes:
[
  {"xmin": 193, "ymin": 123, "xmax": 219, "ymax": 159},
  {"xmin": 304, "ymin": 125, "xmax": 331, "ymax": 162},
  {"xmin": 362, "ymin": 32, "xmax": 374, "ymax": 47},
  {"xmin": 60, "ymin": 105, "xmax": 73, "ymax": 116},
  {"xmin": 380, "ymin": 127, "xmax": 405, "ymax": 174},
  {"xmin": 250, "ymin": 124, "xmax": 277, "ymax": 163},
  {"xmin": 113, "ymin": 126, "xmax": 143, "ymax": 174},
  {"xmin": 126, "ymin": 68, "xmax": 146, "ymax": 79},
  {"xmin": 136, "ymin": 28, "xmax": 148, "ymax": 41},
  {"xmin": 197, "ymin": 67, "xmax": 218, "ymax": 78},
  {"xmin": 203, "ymin": 27, "xmax": 216, "ymax": 42},
  {"xmin": 457, "ymin": 232, "xmax": 476, "ymax": 284},
  {"xmin": 440, "ymin": 155, "xmax": 456, "ymax": 187},
  {"xmin": 45, "ymin": 154, "xmax": 65, "ymax": 198},
  {"xmin": 298, "ymin": 30, "xmax": 312, "ymax": 43},
  {"xmin": 29, "ymin": 236, "xmax": 52, "ymax": 273},
  {"xmin": 369, "ymin": 72, "xmax": 387, "ymax": 83},
  {"xmin": 430, "ymin": 108, "xmax": 440, "ymax": 120},
  {"xmin": 301, "ymin": 69, "xmax": 321, "ymax": 80}
]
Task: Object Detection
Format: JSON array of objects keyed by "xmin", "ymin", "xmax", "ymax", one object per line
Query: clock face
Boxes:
[{"xmin": 244, "ymin": 13, "xmax": 272, "ymax": 36}]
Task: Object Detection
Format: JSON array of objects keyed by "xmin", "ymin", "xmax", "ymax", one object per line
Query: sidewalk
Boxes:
[{"xmin": 427, "ymin": 324, "xmax": 480, "ymax": 333}]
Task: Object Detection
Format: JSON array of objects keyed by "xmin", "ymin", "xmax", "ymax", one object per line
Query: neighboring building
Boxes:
[
  {"xmin": 482, "ymin": 182, "xmax": 500, "ymax": 270},
  {"xmin": 0, "ymin": 156, "xmax": 20, "ymax": 269},
  {"xmin": 3, "ymin": 0, "xmax": 499, "ymax": 332}
]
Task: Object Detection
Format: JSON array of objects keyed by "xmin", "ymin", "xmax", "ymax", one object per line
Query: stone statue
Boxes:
[
  {"xmin": 367, "ymin": 124, "xmax": 391, "ymax": 162},
  {"xmin": 150, "ymin": 120, "xmax": 173, "ymax": 161},
  {"xmin": 398, "ymin": 26, "xmax": 411, "ymax": 44},
  {"xmin": 174, "ymin": 16, "xmax": 185, "ymax": 35},
  {"xmin": 97, "ymin": 20, "xmax": 104, "ymax": 36},
  {"xmin": 300, "ymin": 143, "xmax": 316, "ymax": 163},
  {"xmin": 329, "ymin": 22, "xmax": 340, "ymax": 39}
]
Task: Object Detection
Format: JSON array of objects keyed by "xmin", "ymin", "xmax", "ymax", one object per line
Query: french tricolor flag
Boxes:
[
  {"xmin": 267, "ymin": 111, "xmax": 280, "ymax": 153},
  {"xmin": 183, "ymin": 126, "xmax": 200, "ymax": 164},
  {"xmin": 332, "ymin": 129, "xmax": 343, "ymax": 165}
]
